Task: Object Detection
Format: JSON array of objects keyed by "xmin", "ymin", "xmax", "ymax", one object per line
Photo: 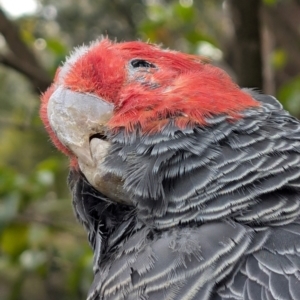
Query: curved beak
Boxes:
[
  {"xmin": 47, "ymin": 86, "xmax": 131, "ymax": 205},
  {"xmin": 47, "ymin": 86, "xmax": 114, "ymax": 167}
]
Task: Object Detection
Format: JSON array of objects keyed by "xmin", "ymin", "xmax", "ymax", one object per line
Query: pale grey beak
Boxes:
[
  {"xmin": 47, "ymin": 86, "xmax": 114, "ymax": 167},
  {"xmin": 47, "ymin": 86, "xmax": 131, "ymax": 205}
]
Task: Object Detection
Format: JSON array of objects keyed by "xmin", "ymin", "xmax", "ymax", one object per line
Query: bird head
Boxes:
[{"xmin": 40, "ymin": 38, "xmax": 259, "ymax": 207}]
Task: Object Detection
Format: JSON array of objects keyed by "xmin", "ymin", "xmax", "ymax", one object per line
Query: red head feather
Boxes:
[
  {"xmin": 41, "ymin": 38, "xmax": 260, "ymax": 158},
  {"xmin": 63, "ymin": 39, "xmax": 259, "ymax": 132}
]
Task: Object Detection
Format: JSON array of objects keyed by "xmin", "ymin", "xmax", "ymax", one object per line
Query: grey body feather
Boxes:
[{"xmin": 69, "ymin": 91, "xmax": 300, "ymax": 299}]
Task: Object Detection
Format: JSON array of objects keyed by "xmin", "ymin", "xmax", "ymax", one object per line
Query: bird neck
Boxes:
[{"xmin": 106, "ymin": 105, "xmax": 300, "ymax": 229}]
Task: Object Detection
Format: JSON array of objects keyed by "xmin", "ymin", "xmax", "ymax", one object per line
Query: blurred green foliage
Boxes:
[
  {"xmin": 0, "ymin": 0, "xmax": 299, "ymax": 299},
  {"xmin": 279, "ymin": 76, "xmax": 300, "ymax": 116},
  {"xmin": 0, "ymin": 160, "xmax": 93, "ymax": 299}
]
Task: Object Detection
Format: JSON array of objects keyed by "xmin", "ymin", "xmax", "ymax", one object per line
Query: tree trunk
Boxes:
[{"xmin": 227, "ymin": 0, "xmax": 263, "ymax": 90}]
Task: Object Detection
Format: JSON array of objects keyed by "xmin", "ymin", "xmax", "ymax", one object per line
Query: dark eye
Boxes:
[{"xmin": 131, "ymin": 59, "xmax": 156, "ymax": 68}]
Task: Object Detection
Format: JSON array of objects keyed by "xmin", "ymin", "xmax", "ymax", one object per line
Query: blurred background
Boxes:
[{"xmin": 0, "ymin": 0, "xmax": 299, "ymax": 299}]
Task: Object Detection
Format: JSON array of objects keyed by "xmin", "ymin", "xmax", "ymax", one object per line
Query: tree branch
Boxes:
[
  {"xmin": 0, "ymin": 52, "xmax": 51, "ymax": 92},
  {"xmin": 0, "ymin": 9, "xmax": 52, "ymax": 93}
]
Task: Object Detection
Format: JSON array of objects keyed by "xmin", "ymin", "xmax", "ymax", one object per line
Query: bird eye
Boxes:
[{"xmin": 131, "ymin": 59, "xmax": 156, "ymax": 68}]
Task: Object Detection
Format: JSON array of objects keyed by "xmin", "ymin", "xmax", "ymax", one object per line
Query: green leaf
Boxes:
[
  {"xmin": 174, "ymin": 3, "xmax": 195, "ymax": 22},
  {"xmin": 36, "ymin": 157, "xmax": 61, "ymax": 173},
  {"xmin": 272, "ymin": 49, "xmax": 287, "ymax": 70},
  {"xmin": 46, "ymin": 38, "xmax": 68, "ymax": 56},
  {"xmin": 278, "ymin": 76, "xmax": 300, "ymax": 116},
  {"xmin": 1, "ymin": 225, "xmax": 28, "ymax": 256},
  {"xmin": 263, "ymin": 0, "xmax": 278, "ymax": 6}
]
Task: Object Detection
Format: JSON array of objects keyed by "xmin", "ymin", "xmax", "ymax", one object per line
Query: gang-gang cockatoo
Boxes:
[{"xmin": 40, "ymin": 38, "xmax": 300, "ymax": 300}]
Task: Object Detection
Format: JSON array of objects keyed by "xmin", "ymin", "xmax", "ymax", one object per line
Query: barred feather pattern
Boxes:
[{"xmin": 69, "ymin": 91, "xmax": 300, "ymax": 299}]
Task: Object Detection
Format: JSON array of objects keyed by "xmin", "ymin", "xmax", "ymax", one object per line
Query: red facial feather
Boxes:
[
  {"xmin": 41, "ymin": 38, "xmax": 260, "ymax": 155},
  {"xmin": 60, "ymin": 39, "xmax": 260, "ymax": 134},
  {"xmin": 64, "ymin": 39, "xmax": 126, "ymax": 103}
]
